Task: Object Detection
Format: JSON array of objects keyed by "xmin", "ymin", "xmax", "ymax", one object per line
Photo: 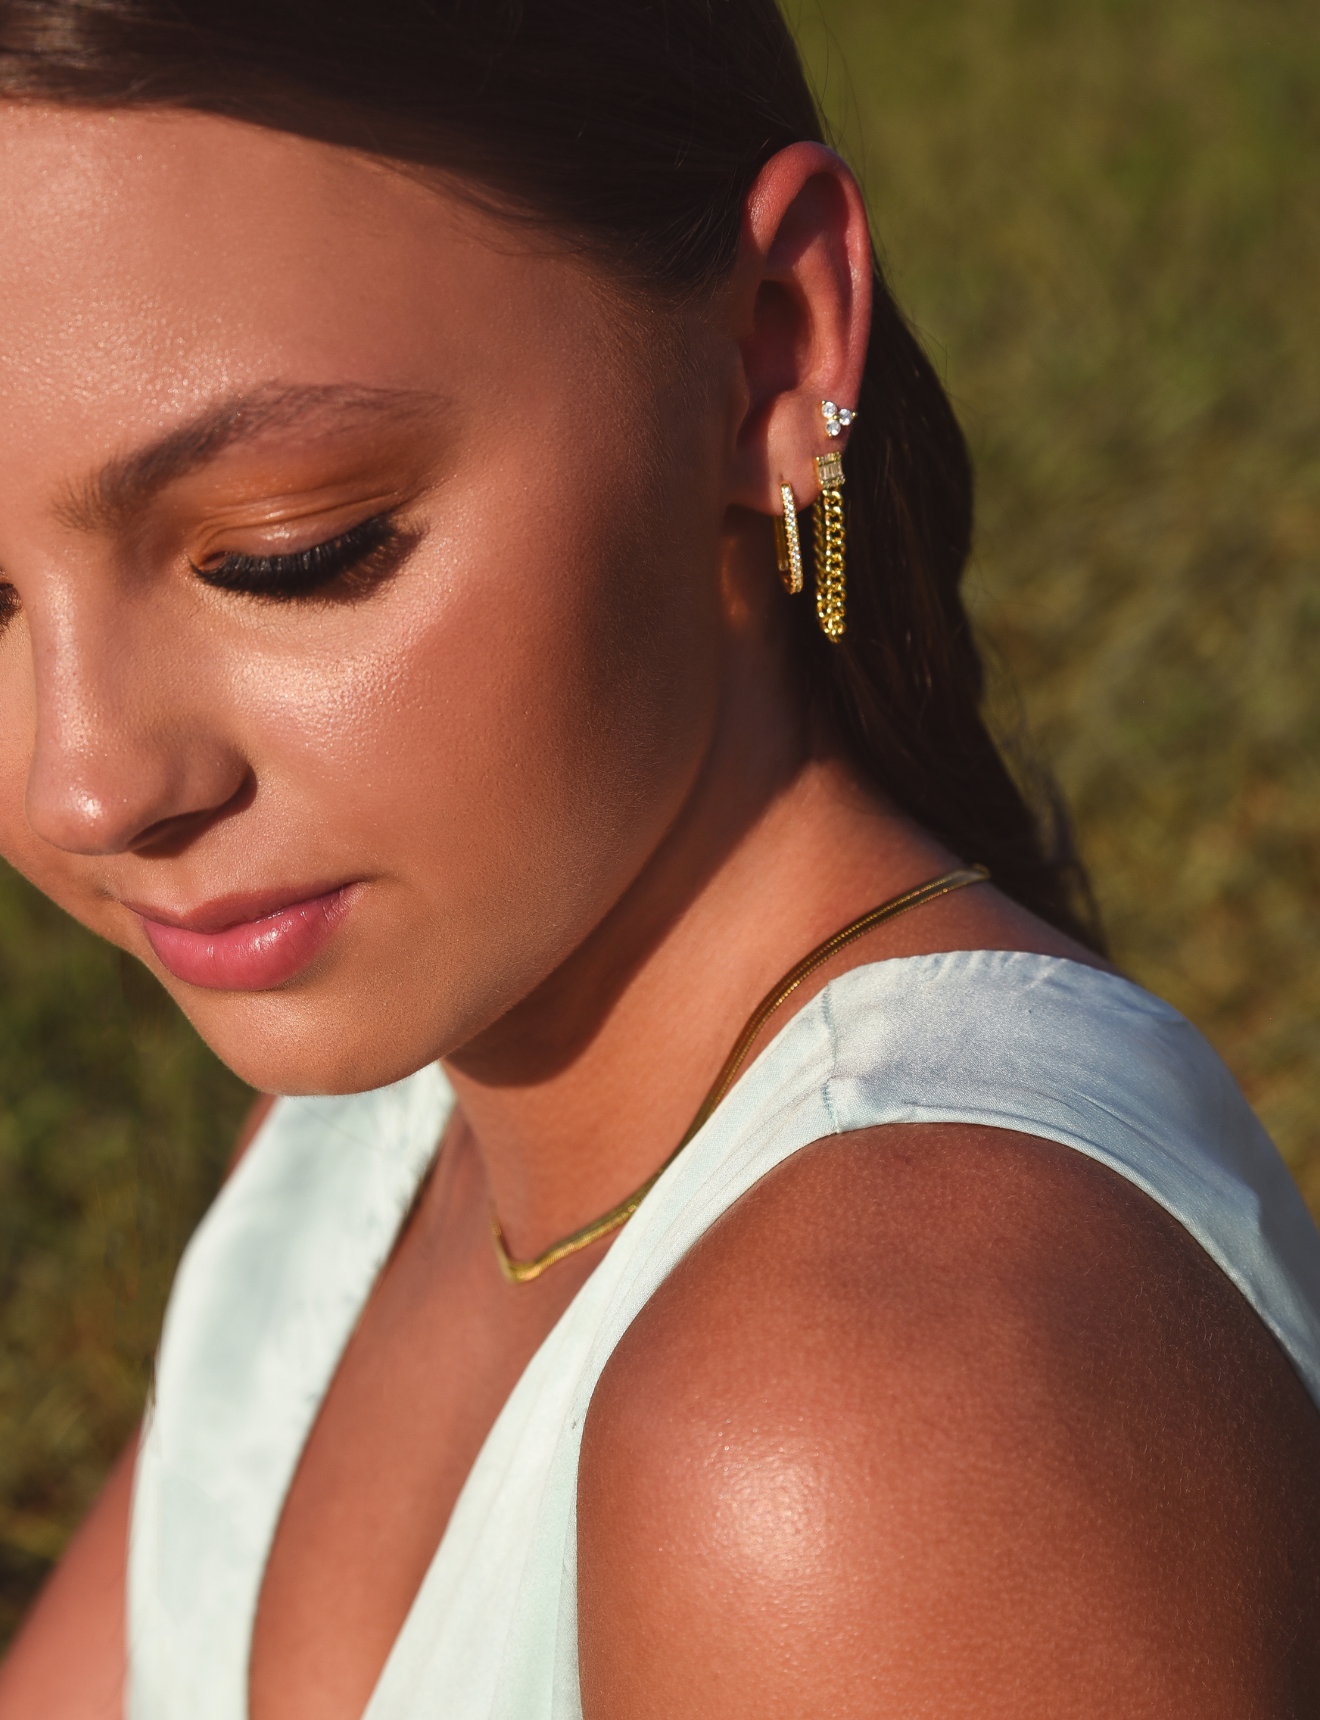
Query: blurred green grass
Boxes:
[
  {"xmin": 1, "ymin": 0, "xmax": 1317, "ymax": 1650},
  {"xmin": 0, "ymin": 874, "xmax": 249, "ymax": 1642},
  {"xmin": 796, "ymin": 0, "xmax": 1320, "ymax": 1190}
]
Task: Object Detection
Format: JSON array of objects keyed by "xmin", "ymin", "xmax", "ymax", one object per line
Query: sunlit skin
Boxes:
[{"xmin": 0, "ymin": 104, "xmax": 1317, "ymax": 1720}]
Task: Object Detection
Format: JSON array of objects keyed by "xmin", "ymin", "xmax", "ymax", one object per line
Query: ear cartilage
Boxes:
[{"xmin": 820, "ymin": 400, "xmax": 857, "ymax": 438}]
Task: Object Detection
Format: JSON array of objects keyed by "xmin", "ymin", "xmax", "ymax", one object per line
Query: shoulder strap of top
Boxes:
[{"xmin": 128, "ymin": 1064, "xmax": 450, "ymax": 1720}]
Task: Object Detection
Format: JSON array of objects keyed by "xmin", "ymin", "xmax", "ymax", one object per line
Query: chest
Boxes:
[{"xmin": 246, "ymin": 1141, "xmax": 601, "ymax": 1720}]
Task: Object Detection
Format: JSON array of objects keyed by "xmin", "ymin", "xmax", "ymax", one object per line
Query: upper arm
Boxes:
[
  {"xmin": 0, "ymin": 1431, "xmax": 136, "ymax": 1720},
  {"xmin": 577, "ymin": 1124, "xmax": 1320, "ymax": 1719}
]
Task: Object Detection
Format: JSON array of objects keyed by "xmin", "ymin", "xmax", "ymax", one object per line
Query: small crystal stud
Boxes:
[{"xmin": 821, "ymin": 400, "xmax": 857, "ymax": 438}]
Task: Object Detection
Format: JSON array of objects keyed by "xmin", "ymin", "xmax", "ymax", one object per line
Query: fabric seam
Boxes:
[{"xmin": 821, "ymin": 984, "xmax": 841, "ymax": 1135}]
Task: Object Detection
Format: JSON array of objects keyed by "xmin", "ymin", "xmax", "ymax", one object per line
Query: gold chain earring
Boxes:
[
  {"xmin": 813, "ymin": 461, "xmax": 846, "ymax": 643},
  {"xmin": 773, "ymin": 480, "xmax": 804, "ymax": 594},
  {"xmin": 812, "ymin": 399, "xmax": 855, "ymax": 642}
]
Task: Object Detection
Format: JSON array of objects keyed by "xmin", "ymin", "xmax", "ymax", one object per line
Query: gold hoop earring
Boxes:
[
  {"xmin": 773, "ymin": 481, "xmax": 803, "ymax": 594},
  {"xmin": 813, "ymin": 449, "xmax": 846, "ymax": 642}
]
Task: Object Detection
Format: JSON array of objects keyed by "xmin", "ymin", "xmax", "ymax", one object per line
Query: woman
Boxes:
[{"xmin": 0, "ymin": 2, "xmax": 1317, "ymax": 1715}]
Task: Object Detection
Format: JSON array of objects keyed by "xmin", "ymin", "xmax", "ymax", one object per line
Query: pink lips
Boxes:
[{"xmin": 135, "ymin": 886, "xmax": 357, "ymax": 991}]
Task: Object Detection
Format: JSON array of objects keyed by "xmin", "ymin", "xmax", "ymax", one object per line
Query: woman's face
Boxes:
[{"xmin": 0, "ymin": 104, "xmax": 743, "ymax": 1092}]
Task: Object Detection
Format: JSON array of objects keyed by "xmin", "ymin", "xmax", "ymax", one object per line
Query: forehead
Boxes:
[
  {"xmin": 0, "ymin": 103, "xmax": 611, "ymax": 495},
  {"xmin": 1, "ymin": 105, "xmax": 431, "ymax": 377}
]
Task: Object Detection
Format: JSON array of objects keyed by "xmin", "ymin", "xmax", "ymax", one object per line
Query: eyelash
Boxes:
[
  {"xmin": 192, "ymin": 511, "xmax": 407, "ymax": 600},
  {"xmin": 0, "ymin": 512, "xmax": 405, "ymax": 631}
]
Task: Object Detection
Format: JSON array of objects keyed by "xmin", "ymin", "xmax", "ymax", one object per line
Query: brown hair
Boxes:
[{"xmin": 0, "ymin": 0, "xmax": 1103, "ymax": 947}]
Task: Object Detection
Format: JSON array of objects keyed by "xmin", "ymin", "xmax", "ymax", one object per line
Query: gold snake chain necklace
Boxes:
[{"xmin": 491, "ymin": 863, "xmax": 990, "ymax": 1283}]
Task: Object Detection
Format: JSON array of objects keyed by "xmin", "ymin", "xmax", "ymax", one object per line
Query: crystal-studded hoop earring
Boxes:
[
  {"xmin": 773, "ymin": 481, "xmax": 804, "ymax": 594},
  {"xmin": 813, "ymin": 449, "xmax": 848, "ymax": 643}
]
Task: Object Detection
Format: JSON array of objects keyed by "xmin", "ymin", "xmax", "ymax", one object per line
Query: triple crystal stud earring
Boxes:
[{"xmin": 820, "ymin": 399, "xmax": 857, "ymax": 438}]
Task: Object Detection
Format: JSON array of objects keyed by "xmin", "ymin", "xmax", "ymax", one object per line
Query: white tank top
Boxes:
[{"xmin": 127, "ymin": 951, "xmax": 1320, "ymax": 1719}]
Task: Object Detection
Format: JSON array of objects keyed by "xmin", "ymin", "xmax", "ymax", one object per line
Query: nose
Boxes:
[
  {"xmin": 27, "ymin": 735, "xmax": 250, "ymax": 856},
  {"xmin": 22, "ymin": 590, "xmax": 250, "ymax": 857}
]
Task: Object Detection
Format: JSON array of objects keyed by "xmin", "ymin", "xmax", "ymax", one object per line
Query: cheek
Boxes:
[
  {"xmin": 224, "ymin": 446, "xmax": 719, "ymax": 1053},
  {"xmin": 400, "ymin": 486, "xmax": 710, "ymax": 893}
]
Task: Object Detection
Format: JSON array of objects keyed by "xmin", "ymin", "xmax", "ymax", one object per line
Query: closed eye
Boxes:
[{"xmin": 191, "ymin": 511, "xmax": 409, "ymax": 600}]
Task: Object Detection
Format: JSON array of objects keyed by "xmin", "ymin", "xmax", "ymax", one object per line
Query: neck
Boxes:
[
  {"xmin": 443, "ymin": 736, "xmax": 955, "ymax": 1263},
  {"xmin": 441, "ymin": 509, "xmax": 959, "ymax": 1260}
]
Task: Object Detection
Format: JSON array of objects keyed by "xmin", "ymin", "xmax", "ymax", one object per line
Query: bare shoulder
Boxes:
[{"xmin": 578, "ymin": 1125, "xmax": 1320, "ymax": 1719}]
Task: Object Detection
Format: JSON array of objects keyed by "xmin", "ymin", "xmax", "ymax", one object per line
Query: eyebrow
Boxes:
[{"xmin": 53, "ymin": 384, "xmax": 443, "ymax": 533}]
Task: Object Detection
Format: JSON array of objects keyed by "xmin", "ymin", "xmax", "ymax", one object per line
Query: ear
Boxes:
[{"xmin": 725, "ymin": 142, "xmax": 873, "ymax": 513}]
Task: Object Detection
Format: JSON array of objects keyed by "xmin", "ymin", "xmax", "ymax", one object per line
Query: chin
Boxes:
[{"xmin": 172, "ymin": 985, "xmax": 452, "ymax": 1099}]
